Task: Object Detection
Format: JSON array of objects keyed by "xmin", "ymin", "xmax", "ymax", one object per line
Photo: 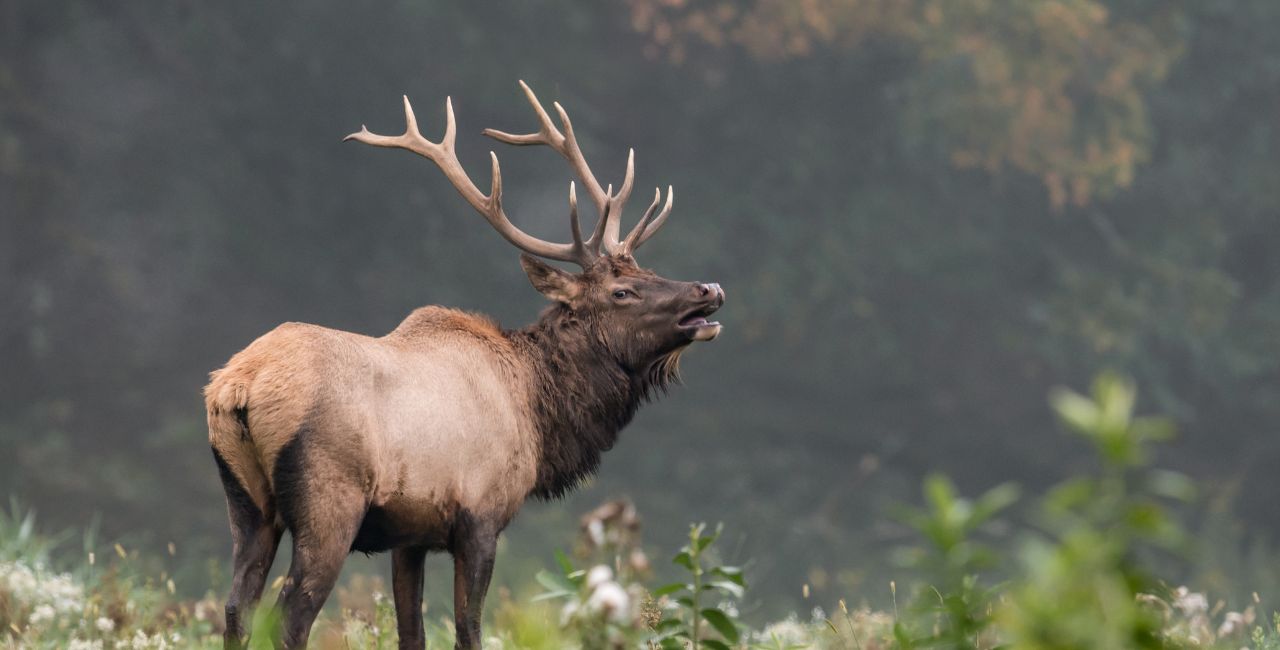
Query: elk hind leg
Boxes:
[
  {"xmin": 213, "ymin": 448, "xmax": 282, "ymax": 650},
  {"xmin": 273, "ymin": 476, "xmax": 366, "ymax": 648}
]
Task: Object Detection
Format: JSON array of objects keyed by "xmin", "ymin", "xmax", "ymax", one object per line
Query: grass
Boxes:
[{"xmin": 5, "ymin": 373, "xmax": 1280, "ymax": 649}]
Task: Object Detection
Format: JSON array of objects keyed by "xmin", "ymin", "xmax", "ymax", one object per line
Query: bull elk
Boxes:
[{"xmin": 205, "ymin": 81, "xmax": 724, "ymax": 649}]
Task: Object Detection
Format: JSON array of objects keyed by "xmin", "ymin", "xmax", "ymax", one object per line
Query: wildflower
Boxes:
[
  {"xmin": 585, "ymin": 519, "xmax": 606, "ymax": 547},
  {"xmin": 1172, "ymin": 586, "xmax": 1209, "ymax": 617},
  {"xmin": 68, "ymin": 639, "xmax": 104, "ymax": 650},
  {"xmin": 587, "ymin": 581, "xmax": 631, "ymax": 623},
  {"xmin": 96, "ymin": 616, "xmax": 115, "ymax": 632},
  {"xmin": 756, "ymin": 616, "xmax": 810, "ymax": 645},
  {"xmin": 628, "ymin": 548, "xmax": 650, "ymax": 574},
  {"xmin": 586, "ymin": 565, "xmax": 613, "ymax": 589},
  {"xmin": 810, "ymin": 606, "xmax": 826, "ymax": 624},
  {"xmin": 1218, "ymin": 608, "xmax": 1255, "ymax": 637},
  {"xmin": 28, "ymin": 603, "xmax": 57, "ymax": 626}
]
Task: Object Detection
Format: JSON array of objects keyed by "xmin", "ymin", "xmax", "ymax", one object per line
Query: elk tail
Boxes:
[{"xmin": 205, "ymin": 366, "xmax": 272, "ymax": 517}]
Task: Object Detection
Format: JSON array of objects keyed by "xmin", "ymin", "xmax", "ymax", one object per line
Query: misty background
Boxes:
[{"xmin": 3, "ymin": 0, "xmax": 1279, "ymax": 617}]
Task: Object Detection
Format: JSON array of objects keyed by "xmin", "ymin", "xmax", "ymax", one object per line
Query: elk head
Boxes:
[{"xmin": 345, "ymin": 81, "xmax": 724, "ymax": 374}]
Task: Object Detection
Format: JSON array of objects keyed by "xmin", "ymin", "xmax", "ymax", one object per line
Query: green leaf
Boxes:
[
  {"xmin": 702, "ymin": 640, "xmax": 732, "ymax": 650},
  {"xmin": 659, "ymin": 637, "xmax": 685, "ymax": 650},
  {"xmin": 554, "ymin": 548, "xmax": 575, "ymax": 575},
  {"xmin": 530, "ymin": 590, "xmax": 573, "ymax": 602},
  {"xmin": 695, "ymin": 533, "xmax": 717, "ymax": 552},
  {"xmin": 652, "ymin": 582, "xmax": 689, "ymax": 597},
  {"xmin": 534, "ymin": 569, "xmax": 575, "ymax": 594},
  {"xmin": 711, "ymin": 565, "xmax": 745, "ymax": 586},
  {"xmin": 1049, "ymin": 387, "xmax": 1100, "ymax": 434},
  {"xmin": 893, "ymin": 621, "xmax": 916, "ymax": 650},
  {"xmin": 924, "ymin": 474, "xmax": 958, "ymax": 515},
  {"xmin": 704, "ymin": 579, "xmax": 745, "ymax": 599},
  {"xmin": 701, "ymin": 608, "xmax": 740, "ymax": 643},
  {"xmin": 970, "ymin": 482, "xmax": 1020, "ymax": 527},
  {"xmin": 673, "ymin": 551, "xmax": 694, "ymax": 571}
]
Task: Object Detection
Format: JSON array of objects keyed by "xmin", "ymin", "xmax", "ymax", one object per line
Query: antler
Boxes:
[
  {"xmin": 344, "ymin": 95, "xmax": 590, "ymax": 265},
  {"xmin": 345, "ymin": 82, "xmax": 672, "ymax": 265},
  {"xmin": 482, "ymin": 81, "xmax": 671, "ymax": 257}
]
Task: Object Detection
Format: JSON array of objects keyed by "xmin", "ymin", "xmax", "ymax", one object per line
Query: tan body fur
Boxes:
[{"xmin": 207, "ymin": 307, "xmax": 540, "ymax": 544}]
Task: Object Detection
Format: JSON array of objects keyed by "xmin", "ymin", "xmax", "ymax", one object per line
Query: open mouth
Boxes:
[{"xmin": 677, "ymin": 305, "xmax": 723, "ymax": 341}]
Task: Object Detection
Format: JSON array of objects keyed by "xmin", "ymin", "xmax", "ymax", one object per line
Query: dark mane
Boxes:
[{"xmin": 510, "ymin": 303, "xmax": 686, "ymax": 500}]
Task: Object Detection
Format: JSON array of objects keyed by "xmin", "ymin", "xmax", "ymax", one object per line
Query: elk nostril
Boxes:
[{"xmin": 696, "ymin": 283, "xmax": 710, "ymax": 297}]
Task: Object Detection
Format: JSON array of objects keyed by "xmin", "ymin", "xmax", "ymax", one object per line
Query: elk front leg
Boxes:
[
  {"xmin": 451, "ymin": 516, "xmax": 499, "ymax": 650},
  {"xmin": 392, "ymin": 546, "xmax": 428, "ymax": 650}
]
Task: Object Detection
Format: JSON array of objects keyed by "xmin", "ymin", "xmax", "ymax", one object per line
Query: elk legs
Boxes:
[
  {"xmin": 215, "ymin": 449, "xmax": 283, "ymax": 650},
  {"xmin": 275, "ymin": 486, "xmax": 365, "ymax": 649},
  {"xmin": 223, "ymin": 521, "xmax": 282, "ymax": 649},
  {"xmin": 392, "ymin": 546, "xmax": 428, "ymax": 650},
  {"xmin": 450, "ymin": 515, "xmax": 499, "ymax": 650}
]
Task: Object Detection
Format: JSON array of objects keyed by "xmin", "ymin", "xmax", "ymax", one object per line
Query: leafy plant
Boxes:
[
  {"xmin": 892, "ymin": 475, "xmax": 1018, "ymax": 649},
  {"xmin": 535, "ymin": 500, "xmax": 657, "ymax": 649},
  {"xmin": 998, "ymin": 371, "xmax": 1194, "ymax": 649},
  {"xmin": 651, "ymin": 523, "xmax": 746, "ymax": 650}
]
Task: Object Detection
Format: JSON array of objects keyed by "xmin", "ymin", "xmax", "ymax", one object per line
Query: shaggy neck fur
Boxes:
[{"xmin": 510, "ymin": 304, "xmax": 684, "ymax": 500}]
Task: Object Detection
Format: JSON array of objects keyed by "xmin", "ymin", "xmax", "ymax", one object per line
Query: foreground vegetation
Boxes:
[{"xmin": 3, "ymin": 375, "xmax": 1279, "ymax": 649}]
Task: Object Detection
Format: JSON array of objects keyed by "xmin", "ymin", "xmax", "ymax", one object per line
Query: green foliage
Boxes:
[
  {"xmin": 652, "ymin": 523, "xmax": 747, "ymax": 650},
  {"xmin": 994, "ymin": 373, "xmax": 1190, "ymax": 649},
  {"xmin": 892, "ymin": 476, "xmax": 1018, "ymax": 649},
  {"xmin": 533, "ymin": 503, "xmax": 748, "ymax": 650},
  {"xmin": 534, "ymin": 500, "xmax": 658, "ymax": 648}
]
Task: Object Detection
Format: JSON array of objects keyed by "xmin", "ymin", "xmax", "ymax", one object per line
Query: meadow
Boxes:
[{"xmin": 3, "ymin": 374, "xmax": 1278, "ymax": 650}]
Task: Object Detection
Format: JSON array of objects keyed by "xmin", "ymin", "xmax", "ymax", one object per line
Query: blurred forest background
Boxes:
[{"xmin": 2, "ymin": 0, "xmax": 1279, "ymax": 617}]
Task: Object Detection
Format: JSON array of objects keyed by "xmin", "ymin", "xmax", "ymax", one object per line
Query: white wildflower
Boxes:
[
  {"xmin": 756, "ymin": 616, "xmax": 811, "ymax": 645},
  {"xmin": 67, "ymin": 639, "xmax": 104, "ymax": 650},
  {"xmin": 586, "ymin": 519, "xmax": 605, "ymax": 547},
  {"xmin": 811, "ymin": 606, "xmax": 827, "ymax": 623},
  {"xmin": 95, "ymin": 616, "xmax": 115, "ymax": 632},
  {"xmin": 0, "ymin": 560, "xmax": 86, "ymax": 618},
  {"xmin": 1172, "ymin": 586, "xmax": 1208, "ymax": 617},
  {"xmin": 28, "ymin": 603, "xmax": 57, "ymax": 626},
  {"xmin": 587, "ymin": 581, "xmax": 631, "ymax": 623},
  {"xmin": 1218, "ymin": 608, "xmax": 1255, "ymax": 637},
  {"xmin": 586, "ymin": 564, "xmax": 613, "ymax": 589},
  {"xmin": 559, "ymin": 600, "xmax": 580, "ymax": 626}
]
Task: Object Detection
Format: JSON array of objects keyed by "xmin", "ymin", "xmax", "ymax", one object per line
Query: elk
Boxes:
[{"xmin": 204, "ymin": 81, "xmax": 724, "ymax": 649}]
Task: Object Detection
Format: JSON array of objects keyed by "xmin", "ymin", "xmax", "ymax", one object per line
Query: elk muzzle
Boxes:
[{"xmin": 678, "ymin": 282, "xmax": 725, "ymax": 341}]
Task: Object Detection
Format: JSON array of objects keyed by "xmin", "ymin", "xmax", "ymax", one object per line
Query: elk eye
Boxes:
[{"xmin": 612, "ymin": 289, "xmax": 633, "ymax": 300}]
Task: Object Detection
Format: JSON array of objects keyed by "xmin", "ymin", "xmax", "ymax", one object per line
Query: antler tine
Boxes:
[
  {"xmin": 587, "ymin": 183, "xmax": 613, "ymax": 254},
  {"xmin": 568, "ymin": 181, "xmax": 587, "ymax": 258},
  {"xmin": 600, "ymin": 149, "xmax": 636, "ymax": 253},
  {"xmin": 482, "ymin": 81, "xmax": 565, "ymax": 147},
  {"xmin": 632, "ymin": 186, "xmax": 674, "ymax": 251},
  {"xmin": 346, "ymin": 95, "xmax": 589, "ymax": 266},
  {"xmin": 621, "ymin": 187, "xmax": 662, "ymax": 253},
  {"xmin": 548, "ymin": 100, "xmax": 607, "ymax": 212}
]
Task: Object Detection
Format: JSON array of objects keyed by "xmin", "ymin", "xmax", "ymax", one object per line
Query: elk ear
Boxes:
[{"xmin": 520, "ymin": 254, "xmax": 582, "ymax": 304}]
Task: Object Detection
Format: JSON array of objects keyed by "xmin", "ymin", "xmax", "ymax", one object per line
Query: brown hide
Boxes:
[{"xmin": 206, "ymin": 307, "xmax": 540, "ymax": 543}]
